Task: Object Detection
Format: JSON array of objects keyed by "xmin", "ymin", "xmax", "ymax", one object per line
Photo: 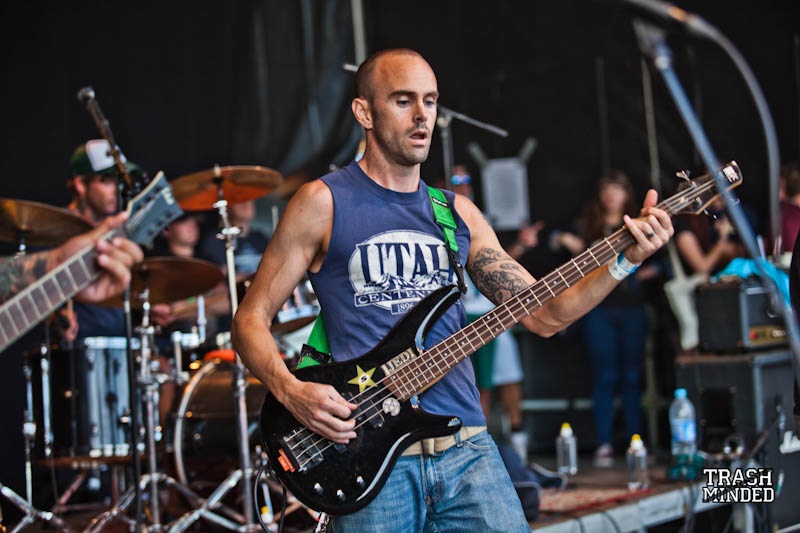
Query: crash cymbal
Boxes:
[
  {"xmin": 170, "ymin": 165, "xmax": 283, "ymax": 211},
  {"xmin": 103, "ymin": 256, "xmax": 223, "ymax": 307},
  {"xmin": 0, "ymin": 198, "xmax": 93, "ymax": 246}
]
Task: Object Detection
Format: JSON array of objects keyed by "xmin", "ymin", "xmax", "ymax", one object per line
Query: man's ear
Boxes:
[
  {"xmin": 352, "ymin": 97, "xmax": 372, "ymax": 130},
  {"xmin": 73, "ymin": 175, "xmax": 88, "ymax": 197}
]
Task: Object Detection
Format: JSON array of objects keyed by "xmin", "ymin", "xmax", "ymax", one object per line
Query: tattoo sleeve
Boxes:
[
  {"xmin": 0, "ymin": 252, "xmax": 49, "ymax": 304},
  {"xmin": 467, "ymin": 247, "xmax": 530, "ymax": 305}
]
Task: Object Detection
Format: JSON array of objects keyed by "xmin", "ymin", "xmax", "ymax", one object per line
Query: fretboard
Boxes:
[
  {"xmin": 0, "ymin": 234, "xmax": 112, "ymax": 352},
  {"xmin": 387, "ymin": 227, "xmax": 633, "ymax": 400}
]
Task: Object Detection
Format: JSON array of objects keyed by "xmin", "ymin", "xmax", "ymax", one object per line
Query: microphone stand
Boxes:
[
  {"xmin": 632, "ymin": 17, "xmax": 800, "ymax": 390},
  {"xmin": 77, "ymin": 87, "xmax": 134, "ymax": 191},
  {"xmin": 76, "ymin": 86, "xmax": 144, "ymax": 529},
  {"xmin": 435, "ymin": 105, "xmax": 508, "ymax": 190}
]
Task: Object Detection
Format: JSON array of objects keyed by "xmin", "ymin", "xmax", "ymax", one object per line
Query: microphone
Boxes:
[
  {"xmin": 77, "ymin": 86, "xmax": 95, "ymax": 104},
  {"xmin": 621, "ymin": 0, "xmax": 717, "ymax": 38}
]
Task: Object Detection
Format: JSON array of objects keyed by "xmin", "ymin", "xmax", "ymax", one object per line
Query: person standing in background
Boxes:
[
  {"xmin": 779, "ymin": 161, "xmax": 800, "ymax": 254},
  {"xmin": 451, "ymin": 164, "xmax": 541, "ymax": 463},
  {"xmin": 550, "ymin": 170, "xmax": 660, "ymax": 467},
  {"xmin": 673, "ymin": 193, "xmax": 757, "ymax": 277}
]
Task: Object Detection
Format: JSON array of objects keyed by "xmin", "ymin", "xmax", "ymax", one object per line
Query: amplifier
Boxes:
[
  {"xmin": 695, "ymin": 277, "xmax": 787, "ymax": 353},
  {"xmin": 675, "ymin": 351, "xmax": 800, "ymax": 528}
]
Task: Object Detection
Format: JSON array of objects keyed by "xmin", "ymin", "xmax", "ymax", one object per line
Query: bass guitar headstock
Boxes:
[{"xmin": 667, "ymin": 161, "xmax": 743, "ymax": 217}]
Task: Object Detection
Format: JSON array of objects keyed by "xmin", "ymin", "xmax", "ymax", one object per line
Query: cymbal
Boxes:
[
  {"xmin": 170, "ymin": 165, "xmax": 283, "ymax": 211},
  {"xmin": 103, "ymin": 256, "xmax": 223, "ymax": 307},
  {"xmin": 0, "ymin": 198, "xmax": 93, "ymax": 246},
  {"xmin": 272, "ymin": 315, "xmax": 317, "ymax": 336}
]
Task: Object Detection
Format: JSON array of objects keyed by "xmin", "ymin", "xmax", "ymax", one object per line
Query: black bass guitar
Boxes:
[
  {"xmin": 0, "ymin": 171, "xmax": 183, "ymax": 353},
  {"xmin": 259, "ymin": 162, "xmax": 743, "ymax": 515}
]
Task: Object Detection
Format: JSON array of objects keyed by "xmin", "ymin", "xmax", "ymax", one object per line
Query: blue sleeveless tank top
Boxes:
[{"xmin": 308, "ymin": 161, "xmax": 485, "ymax": 426}]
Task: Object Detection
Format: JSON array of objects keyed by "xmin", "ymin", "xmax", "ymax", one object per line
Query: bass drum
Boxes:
[{"xmin": 172, "ymin": 358, "xmax": 267, "ymax": 487}]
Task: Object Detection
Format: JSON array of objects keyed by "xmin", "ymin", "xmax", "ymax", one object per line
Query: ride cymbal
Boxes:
[
  {"xmin": 0, "ymin": 198, "xmax": 92, "ymax": 246},
  {"xmin": 102, "ymin": 256, "xmax": 223, "ymax": 307},
  {"xmin": 170, "ymin": 165, "xmax": 283, "ymax": 211}
]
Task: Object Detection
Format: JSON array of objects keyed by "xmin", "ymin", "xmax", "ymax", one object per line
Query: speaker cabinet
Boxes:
[
  {"xmin": 695, "ymin": 277, "xmax": 787, "ymax": 353},
  {"xmin": 675, "ymin": 350, "xmax": 799, "ymax": 528}
]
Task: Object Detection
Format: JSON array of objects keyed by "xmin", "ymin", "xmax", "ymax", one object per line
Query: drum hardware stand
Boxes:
[
  {"xmin": 83, "ymin": 287, "xmax": 226, "ymax": 533},
  {"xmin": 0, "ymin": 342, "xmax": 72, "ymax": 533},
  {"xmin": 168, "ymin": 187, "xmax": 267, "ymax": 532},
  {"xmin": 0, "ymin": 250, "xmax": 70, "ymax": 533}
]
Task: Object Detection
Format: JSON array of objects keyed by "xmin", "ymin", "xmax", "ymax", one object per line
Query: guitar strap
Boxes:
[
  {"xmin": 296, "ymin": 186, "xmax": 466, "ymax": 369},
  {"xmin": 426, "ymin": 186, "xmax": 468, "ymax": 295}
]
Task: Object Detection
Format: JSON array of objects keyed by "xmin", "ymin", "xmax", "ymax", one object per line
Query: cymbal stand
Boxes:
[
  {"xmin": 140, "ymin": 286, "xmax": 164, "ymax": 528},
  {"xmin": 168, "ymin": 192, "xmax": 266, "ymax": 532},
  {"xmin": 0, "ymin": 346, "xmax": 71, "ymax": 533}
]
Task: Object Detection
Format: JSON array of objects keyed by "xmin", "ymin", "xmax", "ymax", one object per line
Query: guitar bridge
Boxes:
[{"xmin": 278, "ymin": 429, "xmax": 326, "ymax": 473}]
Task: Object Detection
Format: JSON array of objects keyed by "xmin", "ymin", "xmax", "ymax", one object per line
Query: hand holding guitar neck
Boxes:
[{"xmin": 55, "ymin": 212, "xmax": 144, "ymax": 304}]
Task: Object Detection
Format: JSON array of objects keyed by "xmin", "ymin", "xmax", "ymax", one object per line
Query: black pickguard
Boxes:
[{"xmin": 259, "ymin": 285, "xmax": 463, "ymax": 515}]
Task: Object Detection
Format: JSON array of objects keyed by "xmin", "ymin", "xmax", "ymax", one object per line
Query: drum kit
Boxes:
[{"xmin": 0, "ymin": 165, "xmax": 321, "ymax": 532}]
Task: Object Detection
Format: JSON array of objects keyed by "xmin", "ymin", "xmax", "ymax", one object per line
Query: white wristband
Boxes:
[{"xmin": 608, "ymin": 252, "xmax": 640, "ymax": 281}]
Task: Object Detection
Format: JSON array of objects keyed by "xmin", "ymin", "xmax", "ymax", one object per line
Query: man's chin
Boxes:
[{"xmin": 405, "ymin": 147, "xmax": 430, "ymax": 165}]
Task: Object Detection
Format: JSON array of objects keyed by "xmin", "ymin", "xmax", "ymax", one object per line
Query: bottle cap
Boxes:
[
  {"xmin": 630, "ymin": 434, "xmax": 644, "ymax": 450},
  {"xmin": 675, "ymin": 388, "xmax": 687, "ymax": 399},
  {"xmin": 560, "ymin": 422, "xmax": 573, "ymax": 437}
]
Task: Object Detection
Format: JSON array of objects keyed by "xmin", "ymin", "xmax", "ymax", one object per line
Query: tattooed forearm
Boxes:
[
  {"xmin": 468, "ymin": 247, "xmax": 530, "ymax": 304},
  {"xmin": 0, "ymin": 252, "xmax": 49, "ymax": 304}
]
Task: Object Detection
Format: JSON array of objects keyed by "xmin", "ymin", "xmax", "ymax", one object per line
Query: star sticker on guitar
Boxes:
[{"xmin": 347, "ymin": 365, "xmax": 377, "ymax": 392}]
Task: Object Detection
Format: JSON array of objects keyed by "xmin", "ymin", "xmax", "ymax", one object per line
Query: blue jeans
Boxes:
[
  {"xmin": 331, "ymin": 431, "xmax": 529, "ymax": 533},
  {"xmin": 582, "ymin": 305, "xmax": 648, "ymax": 446}
]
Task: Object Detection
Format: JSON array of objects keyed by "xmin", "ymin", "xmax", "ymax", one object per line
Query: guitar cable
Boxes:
[{"xmin": 254, "ymin": 462, "xmax": 287, "ymax": 533}]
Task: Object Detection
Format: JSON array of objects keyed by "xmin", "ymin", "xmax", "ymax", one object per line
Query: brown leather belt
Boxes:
[{"xmin": 401, "ymin": 426, "xmax": 487, "ymax": 456}]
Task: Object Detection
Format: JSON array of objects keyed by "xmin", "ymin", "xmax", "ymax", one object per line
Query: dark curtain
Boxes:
[
  {"xmin": 233, "ymin": 0, "xmax": 360, "ymax": 175},
  {"xmin": 0, "ymin": 0, "xmax": 358, "ymax": 205}
]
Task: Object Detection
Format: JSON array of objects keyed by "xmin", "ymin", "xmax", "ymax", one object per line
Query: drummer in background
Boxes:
[
  {"xmin": 197, "ymin": 199, "xmax": 269, "ymax": 331},
  {"xmin": 147, "ymin": 214, "xmax": 229, "ymax": 424},
  {"xmin": 148, "ymin": 213, "xmax": 232, "ymax": 332}
]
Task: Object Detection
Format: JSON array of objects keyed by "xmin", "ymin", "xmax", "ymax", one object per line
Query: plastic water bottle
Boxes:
[
  {"xmin": 556, "ymin": 422, "xmax": 578, "ymax": 475},
  {"xmin": 626, "ymin": 434, "xmax": 649, "ymax": 490},
  {"xmin": 669, "ymin": 388, "xmax": 697, "ymax": 458}
]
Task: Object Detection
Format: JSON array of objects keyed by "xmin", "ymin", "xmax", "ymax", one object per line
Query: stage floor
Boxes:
[
  {"xmin": 0, "ymin": 455, "xmax": 760, "ymax": 532},
  {"xmin": 529, "ymin": 455, "xmax": 723, "ymax": 532}
]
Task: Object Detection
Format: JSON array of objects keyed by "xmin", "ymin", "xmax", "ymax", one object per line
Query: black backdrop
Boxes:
[
  {"xmin": 1, "ymin": 0, "xmax": 798, "ymax": 220},
  {"xmin": 1, "ymin": 0, "xmax": 798, "ymax": 512}
]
